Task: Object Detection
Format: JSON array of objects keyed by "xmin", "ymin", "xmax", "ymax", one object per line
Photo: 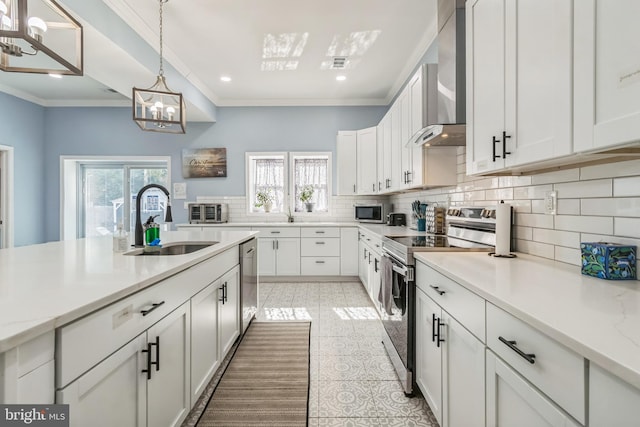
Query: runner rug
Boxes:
[{"xmin": 196, "ymin": 321, "xmax": 311, "ymax": 426}]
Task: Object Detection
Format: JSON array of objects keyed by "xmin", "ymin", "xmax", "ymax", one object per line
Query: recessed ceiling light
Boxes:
[
  {"xmin": 48, "ymin": 73, "xmax": 63, "ymax": 79},
  {"xmin": 220, "ymin": 76, "xmax": 232, "ymax": 82},
  {"xmin": 336, "ymin": 75, "xmax": 346, "ymax": 81}
]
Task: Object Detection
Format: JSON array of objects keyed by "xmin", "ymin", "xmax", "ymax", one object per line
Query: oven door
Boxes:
[{"xmin": 380, "ymin": 252, "xmax": 415, "ymax": 395}]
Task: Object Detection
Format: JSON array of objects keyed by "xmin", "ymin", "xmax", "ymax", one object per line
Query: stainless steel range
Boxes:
[{"xmin": 379, "ymin": 206, "xmax": 499, "ymax": 396}]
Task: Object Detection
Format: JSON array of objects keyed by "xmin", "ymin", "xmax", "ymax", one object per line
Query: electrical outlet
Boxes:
[{"xmin": 545, "ymin": 191, "xmax": 557, "ymax": 215}]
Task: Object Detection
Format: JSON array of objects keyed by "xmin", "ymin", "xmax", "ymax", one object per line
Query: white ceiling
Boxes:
[{"xmin": 0, "ymin": 0, "xmax": 438, "ymax": 111}]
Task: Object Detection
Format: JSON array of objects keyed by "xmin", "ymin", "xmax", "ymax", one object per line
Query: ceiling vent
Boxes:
[{"xmin": 331, "ymin": 57, "xmax": 348, "ymax": 69}]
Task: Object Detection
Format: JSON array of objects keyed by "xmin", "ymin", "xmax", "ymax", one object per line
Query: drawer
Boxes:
[
  {"xmin": 301, "ymin": 227, "xmax": 340, "ymax": 238},
  {"xmin": 57, "ymin": 248, "xmax": 238, "ymax": 388},
  {"xmin": 416, "ymin": 261, "xmax": 485, "ymax": 342},
  {"xmin": 301, "ymin": 257, "xmax": 340, "ymax": 275},
  {"xmin": 359, "ymin": 232, "xmax": 382, "ymax": 252},
  {"xmin": 253, "ymin": 227, "xmax": 300, "ymax": 238},
  {"xmin": 486, "ymin": 303, "xmax": 586, "ymax": 424},
  {"xmin": 300, "ymin": 238, "xmax": 340, "ymax": 256}
]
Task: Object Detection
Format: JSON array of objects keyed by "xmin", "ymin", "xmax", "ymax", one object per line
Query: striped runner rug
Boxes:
[{"xmin": 196, "ymin": 321, "xmax": 311, "ymax": 426}]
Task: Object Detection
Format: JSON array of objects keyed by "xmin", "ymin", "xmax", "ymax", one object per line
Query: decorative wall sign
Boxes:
[{"xmin": 182, "ymin": 148, "xmax": 227, "ymax": 178}]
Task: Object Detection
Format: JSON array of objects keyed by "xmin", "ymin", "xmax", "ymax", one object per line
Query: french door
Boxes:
[{"xmin": 79, "ymin": 163, "xmax": 168, "ymax": 238}]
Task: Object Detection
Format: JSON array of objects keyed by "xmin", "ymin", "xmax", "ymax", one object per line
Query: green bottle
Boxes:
[{"xmin": 144, "ymin": 215, "xmax": 160, "ymax": 245}]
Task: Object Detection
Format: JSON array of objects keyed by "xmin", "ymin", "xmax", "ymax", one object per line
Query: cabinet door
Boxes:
[
  {"xmin": 486, "ymin": 350, "xmax": 580, "ymax": 427},
  {"xmin": 275, "ymin": 238, "xmax": 301, "ymax": 276},
  {"xmin": 376, "ymin": 124, "xmax": 385, "ymax": 193},
  {"xmin": 380, "ymin": 112, "xmax": 393, "ymax": 191},
  {"xmin": 356, "ymin": 126, "xmax": 378, "ymax": 194},
  {"xmin": 358, "ymin": 239, "xmax": 368, "ymax": 286},
  {"xmin": 390, "ymin": 102, "xmax": 403, "ymax": 192},
  {"xmin": 190, "ymin": 281, "xmax": 219, "ymax": 403},
  {"xmin": 504, "ymin": 0, "xmax": 572, "ymax": 166},
  {"xmin": 590, "ymin": 363, "xmax": 640, "ymax": 427},
  {"xmin": 408, "ymin": 71, "xmax": 424, "ymax": 188},
  {"xmin": 399, "ymin": 89, "xmax": 412, "ymax": 189},
  {"xmin": 415, "ymin": 289, "xmax": 443, "ymax": 425},
  {"xmin": 466, "ymin": 0, "xmax": 506, "ymax": 174},
  {"xmin": 575, "ymin": 0, "xmax": 640, "ymax": 152},
  {"xmin": 58, "ymin": 335, "xmax": 147, "ymax": 427},
  {"xmin": 147, "ymin": 302, "xmax": 191, "ymax": 427},
  {"xmin": 257, "ymin": 238, "xmax": 277, "ymax": 276},
  {"xmin": 219, "ymin": 266, "xmax": 240, "ymax": 358},
  {"xmin": 336, "ymin": 131, "xmax": 358, "ymax": 195},
  {"xmin": 340, "ymin": 228, "xmax": 359, "ymax": 276},
  {"xmin": 442, "ymin": 312, "xmax": 485, "ymax": 427},
  {"xmin": 367, "ymin": 251, "xmax": 381, "ymax": 306}
]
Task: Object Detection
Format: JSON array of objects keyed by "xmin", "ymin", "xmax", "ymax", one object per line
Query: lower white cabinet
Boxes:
[
  {"xmin": 415, "ymin": 288, "xmax": 485, "ymax": 427},
  {"xmin": 59, "ymin": 302, "xmax": 191, "ymax": 427},
  {"xmin": 589, "ymin": 363, "xmax": 640, "ymax": 427},
  {"xmin": 190, "ymin": 283, "xmax": 219, "ymax": 403},
  {"xmin": 218, "ymin": 266, "xmax": 240, "ymax": 357},
  {"xmin": 486, "ymin": 350, "xmax": 580, "ymax": 427},
  {"xmin": 358, "ymin": 237, "xmax": 369, "ymax": 286},
  {"xmin": 340, "ymin": 228, "xmax": 359, "ymax": 276},
  {"xmin": 258, "ymin": 238, "xmax": 300, "ymax": 276}
]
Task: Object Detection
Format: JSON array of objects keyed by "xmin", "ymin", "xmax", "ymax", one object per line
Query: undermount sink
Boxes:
[{"xmin": 124, "ymin": 242, "xmax": 218, "ymax": 256}]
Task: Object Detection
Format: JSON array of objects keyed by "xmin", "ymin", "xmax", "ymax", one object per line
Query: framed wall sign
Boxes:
[{"xmin": 182, "ymin": 148, "xmax": 227, "ymax": 178}]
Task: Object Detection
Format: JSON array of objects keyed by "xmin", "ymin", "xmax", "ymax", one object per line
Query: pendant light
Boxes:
[
  {"xmin": 0, "ymin": 0, "xmax": 83, "ymax": 75},
  {"xmin": 132, "ymin": 0, "xmax": 185, "ymax": 134}
]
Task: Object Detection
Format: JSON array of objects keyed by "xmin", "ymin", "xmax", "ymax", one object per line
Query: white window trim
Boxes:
[
  {"xmin": 245, "ymin": 152, "xmax": 288, "ymax": 217},
  {"xmin": 289, "ymin": 151, "xmax": 332, "ymax": 217}
]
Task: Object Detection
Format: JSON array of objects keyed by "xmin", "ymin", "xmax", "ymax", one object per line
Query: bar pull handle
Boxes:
[
  {"xmin": 153, "ymin": 336, "xmax": 160, "ymax": 371},
  {"xmin": 436, "ymin": 318, "xmax": 445, "ymax": 348},
  {"xmin": 245, "ymin": 247, "xmax": 255, "ymax": 255},
  {"xmin": 502, "ymin": 131, "xmax": 512, "ymax": 158},
  {"xmin": 430, "ymin": 285, "xmax": 446, "ymax": 296},
  {"xmin": 499, "ymin": 336, "xmax": 536, "ymax": 364},
  {"xmin": 270, "ymin": 231, "xmax": 281, "ymax": 234},
  {"xmin": 353, "ymin": 184, "xmax": 356, "ymax": 193},
  {"xmin": 431, "ymin": 313, "xmax": 437, "ymax": 343},
  {"xmin": 315, "ymin": 231, "xmax": 325, "ymax": 234},
  {"xmin": 140, "ymin": 301, "xmax": 165, "ymax": 316},
  {"xmin": 142, "ymin": 343, "xmax": 153, "ymax": 380},
  {"xmin": 492, "ymin": 136, "xmax": 501, "ymax": 161},
  {"xmin": 315, "ymin": 260, "xmax": 325, "ymax": 264},
  {"xmin": 315, "ymin": 241, "xmax": 326, "ymax": 245},
  {"xmin": 374, "ymin": 258, "xmax": 379, "ymax": 273}
]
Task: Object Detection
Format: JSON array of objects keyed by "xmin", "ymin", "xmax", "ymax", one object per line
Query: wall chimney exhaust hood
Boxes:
[{"xmin": 409, "ymin": 0, "xmax": 466, "ymax": 148}]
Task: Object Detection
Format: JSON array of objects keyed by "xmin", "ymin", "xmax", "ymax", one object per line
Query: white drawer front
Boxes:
[
  {"xmin": 416, "ymin": 261, "xmax": 485, "ymax": 342},
  {"xmin": 300, "ymin": 238, "xmax": 340, "ymax": 257},
  {"xmin": 57, "ymin": 248, "xmax": 238, "ymax": 388},
  {"xmin": 301, "ymin": 257, "xmax": 340, "ymax": 275},
  {"xmin": 486, "ymin": 303, "xmax": 586, "ymax": 424},
  {"xmin": 253, "ymin": 227, "xmax": 300, "ymax": 238},
  {"xmin": 301, "ymin": 227, "xmax": 340, "ymax": 238}
]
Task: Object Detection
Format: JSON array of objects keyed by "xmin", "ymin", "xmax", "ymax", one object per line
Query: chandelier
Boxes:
[
  {"xmin": 132, "ymin": 0, "xmax": 185, "ymax": 134},
  {"xmin": 0, "ymin": 0, "xmax": 83, "ymax": 75}
]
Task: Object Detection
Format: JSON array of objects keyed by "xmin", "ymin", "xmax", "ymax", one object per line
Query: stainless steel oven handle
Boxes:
[{"xmin": 392, "ymin": 264, "xmax": 408, "ymax": 277}]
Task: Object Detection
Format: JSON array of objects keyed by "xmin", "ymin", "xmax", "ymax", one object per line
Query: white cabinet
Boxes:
[
  {"xmin": 574, "ymin": 0, "xmax": 640, "ymax": 153},
  {"xmin": 255, "ymin": 227, "xmax": 301, "ymax": 276},
  {"xmin": 466, "ymin": 0, "xmax": 573, "ymax": 175},
  {"xmin": 336, "ymin": 131, "xmax": 358, "ymax": 195},
  {"xmin": 340, "ymin": 227, "xmax": 359, "ymax": 276},
  {"xmin": 358, "ymin": 235, "xmax": 369, "ymax": 286},
  {"xmin": 590, "ymin": 363, "xmax": 640, "ymax": 427},
  {"xmin": 378, "ymin": 112, "xmax": 393, "ymax": 191},
  {"xmin": 190, "ymin": 282, "xmax": 219, "ymax": 403},
  {"xmin": 218, "ymin": 266, "xmax": 240, "ymax": 357},
  {"xmin": 59, "ymin": 302, "xmax": 191, "ymax": 427},
  {"xmin": 486, "ymin": 350, "xmax": 580, "ymax": 427},
  {"xmin": 398, "ymin": 88, "xmax": 412, "ymax": 190},
  {"xmin": 356, "ymin": 126, "xmax": 378, "ymax": 194}
]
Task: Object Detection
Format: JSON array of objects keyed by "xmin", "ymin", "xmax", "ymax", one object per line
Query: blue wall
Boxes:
[
  {"xmin": 0, "ymin": 92, "xmax": 45, "ymax": 247},
  {"xmin": 43, "ymin": 105, "xmax": 386, "ymax": 241}
]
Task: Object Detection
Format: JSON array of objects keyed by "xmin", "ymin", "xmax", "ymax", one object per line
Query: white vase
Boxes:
[
  {"xmin": 305, "ymin": 202, "xmax": 314, "ymax": 212},
  {"xmin": 264, "ymin": 201, "xmax": 272, "ymax": 213}
]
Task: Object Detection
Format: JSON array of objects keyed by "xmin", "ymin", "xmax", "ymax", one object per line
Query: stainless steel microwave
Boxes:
[
  {"xmin": 188, "ymin": 203, "xmax": 228, "ymax": 223},
  {"xmin": 354, "ymin": 204, "xmax": 392, "ymax": 223}
]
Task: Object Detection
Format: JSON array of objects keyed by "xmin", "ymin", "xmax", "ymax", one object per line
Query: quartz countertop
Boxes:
[
  {"xmin": 176, "ymin": 222, "xmax": 359, "ymax": 227},
  {"xmin": 414, "ymin": 252, "xmax": 640, "ymax": 388},
  {"xmin": 0, "ymin": 230, "xmax": 257, "ymax": 353}
]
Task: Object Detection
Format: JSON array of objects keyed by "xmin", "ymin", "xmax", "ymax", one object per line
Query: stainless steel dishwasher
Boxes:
[{"xmin": 240, "ymin": 238, "xmax": 258, "ymax": 334}]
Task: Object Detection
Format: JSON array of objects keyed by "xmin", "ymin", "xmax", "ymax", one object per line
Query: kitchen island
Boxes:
[{"xmin": 0, "ymin": 229, "xmax": 257, "ymax": 423}]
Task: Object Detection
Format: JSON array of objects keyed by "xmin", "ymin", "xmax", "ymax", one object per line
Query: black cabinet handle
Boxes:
[
  {"xmin": 492, "ymin": 136, "xmax": 501, "ymax": 162},
  {"xmin": 364, "ymin": 248, "xmax": 367, "ymax": 259},
  {"xmin": 406, "ymin": 171, "xmax": 413, "ymax": 183},
  {"xmin": 499, "ymin": 336, "xmax": 536, "ymax": 364},
  {"xmin": 315, "ymin": 260, "xmax": 325, "ymax": 264},
  {"xmin": 372, "ymin": 183, "xmax": 375, "ymax": 192},
  {"xmin": 430, "ymin": 285, "xmax": 446, "ymax": 296},
  {"xmin": 270, "ymin": 231, "xmax": 280, "ymax": 234},
  {"xmin": 153, "ymin": 336, "xmax": 160, "ymax": 371},
  {"xmin": 140, "ymin": 301, "xmax": 165, "ymax": 316},
  {"xmin": 142, "ymin": 342, "xmax": 153, "ymax": 380},
  {"xmin": 379, "ymin": 182, "xmax": 382, "ymax": 191},
  {"xmin": 431, "ymin": 313, "xmax": 437, "ymax": 343},
  {"xmin": 368, "ymin": 252, "xmax": 372, "ymax": 264},
  {"xmin": 315, "ymin": 231, "xmax": 325, "ymax": 234},
  {"xmin": 374, "ymin": 258, "xmax": 379, "ymax": 273},
  {"xmin": 219, "ymin": 282, "xmax": 227, "ymax": 304},
  {"xmin": 502, "ymin": 131, "xmax": 512, "ymax": 158},
  {"xmin": 353, "ymin": 184, "xmax": 356, "ymax": 193},
  {"xmin": 315, "ymin": 241, "xmax": 326, "ymax": 245},
  {"xmin": 436, "ymin": 318, "xmax": 445, "ymax": 348}
]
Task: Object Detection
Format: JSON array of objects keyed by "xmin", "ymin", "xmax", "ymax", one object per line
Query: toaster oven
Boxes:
[{"xmin": 188, "ymin": 203, "xmax": 228, "ymax": 223}]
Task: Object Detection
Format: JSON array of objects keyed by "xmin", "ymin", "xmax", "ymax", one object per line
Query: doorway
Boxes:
[{"xmin": 0, "ymin": 145, "xmax": 14, "ymax": 249}]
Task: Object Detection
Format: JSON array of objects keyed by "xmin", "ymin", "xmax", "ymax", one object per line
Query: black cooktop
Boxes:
[{"xmin": 388, "ymin": 235, "xmax": 451, "ymax": 248}]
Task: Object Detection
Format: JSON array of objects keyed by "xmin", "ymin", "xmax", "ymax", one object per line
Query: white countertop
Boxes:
[
  {"xmin": 0, "ymin": 230, "xmax": 257, "ymax": 353},
  {"xmin": 414, "ymin": 252, "xmax": 640, "ymax": 388},
  {"xmin": 176, "ymin": 222, "xmax": 359, "ymax": 227}
]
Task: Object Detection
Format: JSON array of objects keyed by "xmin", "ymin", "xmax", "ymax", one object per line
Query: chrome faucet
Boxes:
[{"xmin": 134, "ymin": 184, "xmax": 173, "ymax": 247}]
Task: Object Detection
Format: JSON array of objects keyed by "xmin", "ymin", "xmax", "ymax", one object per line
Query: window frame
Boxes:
[
  {"xmin": 245, "ymin": 152, "xmax": 288, "ymax": 215},
  {"xmin": 289, "ymin": 151, "xmax": 332, "ymax": 216}
]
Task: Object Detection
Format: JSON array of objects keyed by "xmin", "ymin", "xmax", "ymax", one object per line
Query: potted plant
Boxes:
[
  {"xmin": 299, "ymin": 185, "xmax": 315, "ymax": 212},
  {"xmin": 255, "ymin": 189, "xmax": 274, "ymax": 213}
]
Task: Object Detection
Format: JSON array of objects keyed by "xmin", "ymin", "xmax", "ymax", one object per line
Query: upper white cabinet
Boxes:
[
  {"xmin": 574, "ymin": 0, "xmax": 640, "ymax": 153},
  {"xmin": 378, "ymin": 112, "xmax": 393, "ymax": 191},
  {"xmin": 336, "ymin": 131, "xmax": 358, "ymax": 195},
  {"xmin": 356, "ymin": 126, "xmax": 378, "ymax": 194},
  {"xmin": 466, "ymin": 0, "xmax": 573, "ymax": 175}
]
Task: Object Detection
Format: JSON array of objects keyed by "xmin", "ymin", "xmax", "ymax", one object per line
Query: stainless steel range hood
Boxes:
[{"xmin": 409, "ymin": 0, "xmax": 466, "ymax": 148}]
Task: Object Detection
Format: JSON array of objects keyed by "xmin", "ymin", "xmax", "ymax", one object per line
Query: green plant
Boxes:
[
  {"xmin": 254, "ymin": 189, "xmax": 273, "ymax": 208},
  {"xmin": 299, "ymin": 186, "xmax": 314, "ymax": 203}
]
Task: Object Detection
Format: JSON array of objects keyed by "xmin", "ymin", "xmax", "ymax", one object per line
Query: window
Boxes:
[{"xmin": 246, "ymin": 152, "xmax": 331, "ymax": 215}]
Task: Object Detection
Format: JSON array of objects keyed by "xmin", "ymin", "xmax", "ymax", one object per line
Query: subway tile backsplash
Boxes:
[{"xmin": 388, "ymin": 148, "xmax": 640, "ymax": 270}]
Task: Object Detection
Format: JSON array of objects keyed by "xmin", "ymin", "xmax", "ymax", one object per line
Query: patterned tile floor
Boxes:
[{"xmin": 257, "ymin": 281, "xmax": 439, "ymax": 427}]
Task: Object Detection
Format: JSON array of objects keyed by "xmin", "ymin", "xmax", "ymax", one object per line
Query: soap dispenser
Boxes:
[{"xmin": 143, "ymin": 215, "xmax": 160, "ymax": 245}]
